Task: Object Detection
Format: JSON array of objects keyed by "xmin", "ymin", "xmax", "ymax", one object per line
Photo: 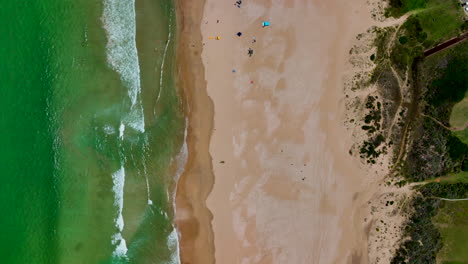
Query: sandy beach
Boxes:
[
  {"xmin": 174, "ymin": 0, "xmax": 216, "ymax": 263},
  {"xmin": 176, "ymin": 0, "xmax": 389, "ymax": 263}
]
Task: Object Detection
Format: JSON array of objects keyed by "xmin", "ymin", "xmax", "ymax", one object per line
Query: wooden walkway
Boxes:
[{"xmin": 424, "ymin": 32, "xmax": 468, "ymax": 57}]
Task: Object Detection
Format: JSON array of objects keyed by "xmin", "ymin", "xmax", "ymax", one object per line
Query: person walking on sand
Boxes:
[{"xmin": 248, "ymin": 48, "xmax": 253, "ymax": 57}]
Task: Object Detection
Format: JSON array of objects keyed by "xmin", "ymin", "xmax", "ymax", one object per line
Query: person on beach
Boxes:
[{"xmin": 248, "ymin": 48, "xmax": 253, "ymax": 57}]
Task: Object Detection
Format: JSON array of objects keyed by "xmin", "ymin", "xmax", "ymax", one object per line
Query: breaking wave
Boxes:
[
  {"xmin": 111, "ymin": 166, "xmax": 128, "ymax": 258},
  {"xmin": 102, "ymin": 0, "xmax": 145, "ymax": 133}
]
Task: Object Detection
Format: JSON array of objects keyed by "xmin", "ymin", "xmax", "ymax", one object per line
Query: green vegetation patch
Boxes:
[
  {"xmin": 373, "ymin": 27, "xmax": 396, "ymax": 64},
  {"xmin": 388, "ymin": 0, "xmax": 465, "ymax": 46},
  {"xmin": 427, "ymin": 56, "xmax": 468, "ymax": 107},
  {"xmin": 421, "ymin": 182, "xmax": 468, "ymax": 198},
  {"xmin": 402, "ymin": 41, "xmax": 468, "ymax": 182},
  {"xmin": 453, "ymin": 129, "xmax": 468, "ymax": 146},
  {"xmin": 386, "ymin": 0, "xmax": 428, "ymax": 17},
  {"xmin": 391, "ymin": 194, "xmax": 442, "ymax": 264},
  {"xmin": 451, "ymin": 98, "xmax": 468, "ymax": 128},
  {"xmin": 414, "ymin": 0, "xmax": 465, "ymax": 46},
  {"xmin": 358, "ymin": 96, "xmax": 388, "ymax": 164},
  {"xmin": 445, "ymin": 44, "xmax": 468, "ymax": 146},
  {"xmin": 433, "ymin": 201, "xmax": 468, "ymax": 264},
  {"xmin": 427, "ymin": 172, "xmax": 468, "ymax": 184},
  {"xmin": 391, "ymin": 183, "xmax": 468, "ymax": 264},
  {"xmin": 390, "ymin": 1, "xmax": 465, "ymax": 72},
  {"xmin": 376, "ymin": 1, "xmax": 468, "ymax": 263}
]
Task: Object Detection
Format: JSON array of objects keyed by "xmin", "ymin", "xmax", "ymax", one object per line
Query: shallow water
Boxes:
[{"xmin": 0, "ymin": 0, "xmax": 183, "ymax": 263}]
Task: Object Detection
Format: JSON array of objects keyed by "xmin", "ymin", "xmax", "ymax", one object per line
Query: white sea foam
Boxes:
[
  {"xmin": 142, "ymin": 136, "xmax": 152, "ymax": 205},
  {"xmin": 102, "ymin": 0, "xmax": 140, "ymax": 106},
  {"xmin": 174, "ymin": 118, "xmax": 188, "ymax": 184},
  {"xmin": 144, "ymin": 164, "xmax": 152, "ymax": 205},
  {"xmin": 171, "ymin": 118, "xmax": 188, "ymax": 264},
  {"xmin": 125, "ymin": 105, "xmax": 145, "ymax": 132},
  {"xmin": 102, "ymin": 0, "xmax": 145, "ymax": 133},
  {"xmin": 112, "ymin": 166, "xmax": 125, "ymax": 221},
  {"xmin": 156, "ymin": 15, "xmax": 173, "ymax": 105},
  {"xmin": 104, "ymin": 125, "xmax": 116, "ymax": 135},
  {"xmin": 111, "ymin": 166, "xmax": 128, "ymax": 257},
  {"xmin": 119, "ymin": 123, "xmax": 125, "ymax": 139},
  {"xmin": 165, "ymin": 228, "xmax": 181, "ymax": 264},
  {"xmin": 112, "ymin": 232, "xmax": 128, "ymax": 257}
]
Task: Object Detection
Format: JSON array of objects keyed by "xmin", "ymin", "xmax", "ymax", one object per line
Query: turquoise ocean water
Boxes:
[{"xmin": 0, "ymin": 0, "xmax": 185, "ymax": 263}]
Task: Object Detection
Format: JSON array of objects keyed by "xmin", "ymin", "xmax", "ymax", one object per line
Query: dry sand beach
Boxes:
[{"xmin": 175, "ymin": 0, "xmax": 394, "ymax": 263}]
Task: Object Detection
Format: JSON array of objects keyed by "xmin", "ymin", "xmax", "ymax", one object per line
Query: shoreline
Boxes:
[{"xmin": 174, "ymin": 0, "xmax": 216, "ymax": 263}]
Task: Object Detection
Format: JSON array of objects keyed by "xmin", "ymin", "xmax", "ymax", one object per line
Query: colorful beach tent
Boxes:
[{"xmin": 262, "ymin": 21, "xmax": 270, "ymax": 27}]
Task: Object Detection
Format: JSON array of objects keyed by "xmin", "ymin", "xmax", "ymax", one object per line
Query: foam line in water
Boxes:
[
  {"xmin": 172, "ymin": 118, "xmax": 188, "ymax": 264},
  {"xmin": 124, "ymin": 106, "xmax": 145, "ymax": 133},
  {"xmin": 166, "ymin": 228, "xmax": 181, "ymax": 264},
  {"xmin": 119, "ymin": 123, "xmax": 125, "ymax": 139},
  {"xmin": 141, "ymin": 137, "xmax": 152, "ymax": 205},
  {"xmin": 156, "ymin": 14, "xmax": 173, "ymax": 105},
  {"xmin": 112, "ymin": 233, "xmax": 128, "ymax": 258},
  {"xmin": 111, "ymin": 166, "xmax": 128, "ymax": 257},
  {"xmin": 112, "ymin": 166, "xmax": 125, "ymax": 225}
]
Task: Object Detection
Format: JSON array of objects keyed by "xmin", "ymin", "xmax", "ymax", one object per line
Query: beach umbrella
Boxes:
[{"xmin": 237, "ymin": 32, "xmax": 242, "ymax": 37}]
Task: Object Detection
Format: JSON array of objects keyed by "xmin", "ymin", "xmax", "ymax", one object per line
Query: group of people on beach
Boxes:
[{"xmin": 232, "ymin": 0, "xmax": 270, "ymax": 57}]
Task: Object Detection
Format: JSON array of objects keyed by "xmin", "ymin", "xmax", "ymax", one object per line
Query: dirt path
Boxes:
[
  {"xmin": 436, "ymin": 197, "xmax": 468, "ymax": 201},
  {"xmin": 387, "ymin": 65, "xmax": 408, "ymax": 137},
  {"xmin": 421, "ymin": 113, "xmax": 468, "ymax": 132}
]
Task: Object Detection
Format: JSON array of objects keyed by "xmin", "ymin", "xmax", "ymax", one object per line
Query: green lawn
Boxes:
[
  {"xmin": 416, "ymin": 0, "xmax": 465, "ymax": 46},
  {"xmin": 439, "ymin": 171, "xmax": 468, "ymax": 184},
  {"xmin": 443, "ymin": 42, "xmax": 468, "ymax": 145},
  {"xmin": 433, "ymin": 201, "xmax": 468, "ymax": 264},
  {"xmin": 389, "ymin": 0, "xmax": 465, "ymax": 74},
  {"xmin": 451, "ymin": 98, "xmax": 468, "ymax": 128},
  {"xmin": 453, "ymin": 129, "xmax": 468, "ymax": 145},
  {"xmin": 387, "ymin": 0, "xmax": 428, "ymax": 17},
  {"xmin": 397, "ymin": 0, "xmax": 465, "ymax": 45}
]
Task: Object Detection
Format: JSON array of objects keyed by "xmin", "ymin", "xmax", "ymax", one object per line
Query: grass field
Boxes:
[
  {"xmin": 448, "ymin": 42, "xmax": 468, "ymax": 145},
  {"xmin": 384, "ymin": 1, "xmax": 468, "ymax": 263},
  {"xmin": 439, "ymin": 172, "xmax": 468, "ymax": 184},
  {"xmin": 417, "ymin": 0, "xmax": 465, "ymax": 46},
  {"xmin": 387, "ymin": 0, "xmax": 466, "ymax": 32},
  {"xmin": 454, "ymin": 129, "xmax": 468, "ymax": 145},
  {"xmin": 400, "ymin": 0, "xmax": 465, "ymax": 45},
  {"xmin": 451, "ymin": 97, "xmax": 468, "ymax": 128},
  {"xmin": 387, "ymin": 0, "xmax": 427, "ymax": 17},
  {"xmin": 433, "ymin": 201, "xmax": 468, "ymax": 264},
  {"xmin": 388, "ymin": 0, "xmax": 465, "ymax": 75}
]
